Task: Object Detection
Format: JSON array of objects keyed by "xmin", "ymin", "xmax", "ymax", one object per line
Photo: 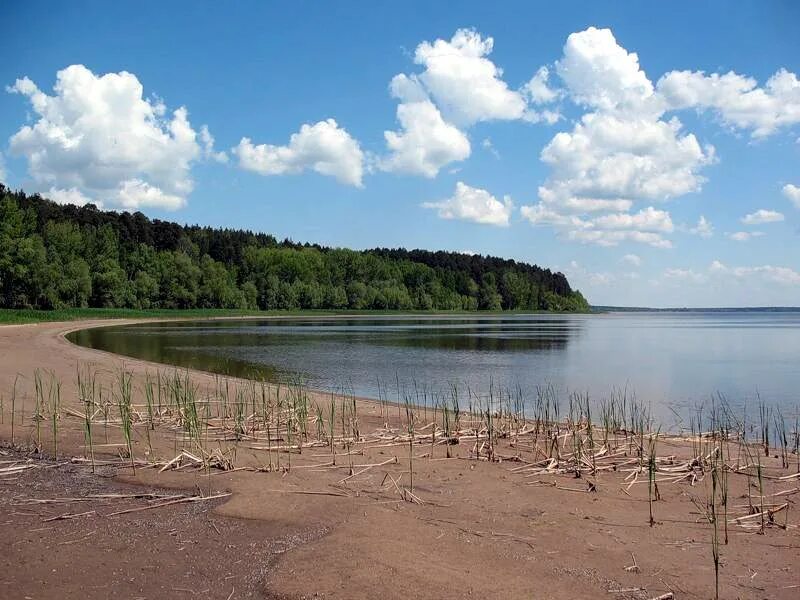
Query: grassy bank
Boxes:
[
  {"xmin": 0, "ymin": 307, "xmax": 305, "ymax": 325},
  {"xmin": 0, "ymin": 307, "xmax": 593, "ymax": 325}
]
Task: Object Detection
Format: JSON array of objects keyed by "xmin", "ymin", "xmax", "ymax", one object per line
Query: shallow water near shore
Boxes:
[{"xmin": 68, "ymin": 311, "xmax": 800, "ymax": 427}]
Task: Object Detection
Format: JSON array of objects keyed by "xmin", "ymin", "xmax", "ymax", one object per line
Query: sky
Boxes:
[{"xmin": 1, "ymin": 1, "xmax": 799, "ymax": 307}]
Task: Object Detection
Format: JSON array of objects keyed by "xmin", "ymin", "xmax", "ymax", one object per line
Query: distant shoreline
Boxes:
[{"xmin": 591, "ymin": 305, "xmax": 800, "ymax": 313}]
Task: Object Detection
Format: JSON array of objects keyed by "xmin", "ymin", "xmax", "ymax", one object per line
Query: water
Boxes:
[{"xmin": 68, "ymin": 312, "xmax": 800, "ymax": 427}]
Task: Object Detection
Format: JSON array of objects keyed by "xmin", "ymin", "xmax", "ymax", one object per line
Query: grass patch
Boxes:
[{"xmin": 0, "ymin": 307, "xmax": 334, "ymax": 325}]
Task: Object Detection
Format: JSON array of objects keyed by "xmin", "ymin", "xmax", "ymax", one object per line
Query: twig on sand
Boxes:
[
  {"xmin": 43, "ymin": 510, "xmax": 96, "ymax": 522},
  {"xmin": 106, "ymin": 493, "xmax": 231, "ymax": 517},
  {"xmin": 264, "ymin": 488, "xmax": 351, "ymax": 497}
]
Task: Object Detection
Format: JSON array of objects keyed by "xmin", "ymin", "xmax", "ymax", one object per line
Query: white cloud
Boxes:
[
  {"xmin": 521, "ymin": 28, "xmax": 715, "ymax": 248},
  {"xmin": 114, "ymin": 179, "xmax": 185, "ymax": 210},
  {"xmin": 741, "ymin": 209, "xmax": 784, "ymax": 225},
  {"xmin": 555, "ymin": 27, "xmax": 658, "ymax": 115},
  {"xmin": 782, "ymin": 183, "xmax": 800, "ymax": 209},
  {"xmin": 0, "ymin": 152, "xmax": 6, "ymax": 182},
  {"xmin": 536, "ymin": 112, "xmax": 713, "ymax": 209},
  {"xmin": 567, "ymin": 229, "xmax": 672, "ymax": 248},
  {"xmin": 562, "ymin": 260, "xmax": 615, "ymax": 287},
  {"xmin": 481, "ymin": 138, "xmax": 500, "ymax": 159},
  {"xmin": 8, "ymin": 64, "xmax": 203, "ymax": 210},
  {"xmin": 663, "ymin": 267, "xmax": 706, "ymax": 283},
  {"xmin": 688, "ymin": 215, "xmax": 714, "ymax": 238},
  {"xmin": 47, "ymin": 187, "xmax": 98, "ymax": 208},
  {"xmin": 727, "ymin": 231, "xmax": 765, "ymax": 242},
  {"xmin": 650, "ymin": 260, "xmax": 800, "ymax": 306},
  {"xmin": 234, "ymin": 119, "xmax": 364, "ymax": 187},
  {"xmin": 521, "ymin": 204, "xmax": 674, "ymax": 248},
  {"xmin": 422, "ymin": 181, "xmax": 513, "ymax": 226},
  {"xmin": 523, "ymin": 66, "xmax": 561, "ymax": 104},
  {"xmin": 657, "ymin": 68, "xmax": 800, "ymax": 138},
  {"xmin": 381, "ymin": 28, "xmax": 562, "ymax": 178},
  {"xmin": 411, "ymin": 28, "xmax": 527, "ymax": 126},
  {"xmin": 380, "ymin": 91, "xmax": 470, "ymax": 178},
  {"xmin": 621, "ymin": 253, "xmax": 642, "ymax": 267},
  {"xmin": 710, "ymin": 261, "xmax": 800, "ymax": 285},
  {"xmin": 591, "ymin": 207, "xmax": 673, "ymax": 232},
  {"xmin": 200, "ymin": 125, "xmax": 228, "ymax": 163}
]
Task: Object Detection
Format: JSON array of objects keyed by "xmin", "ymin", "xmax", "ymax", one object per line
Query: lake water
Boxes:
[{"xmin": 68, "ymin": 312, "xmax": 800, "ymax": 427}]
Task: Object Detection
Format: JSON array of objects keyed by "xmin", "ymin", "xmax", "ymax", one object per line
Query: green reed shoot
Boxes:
[
  {"xmin": 324, "ymin": 392, "xmax": 334, "ymax": 459},
  {"xmin": 647, "ymin": 429, "xmax": 660, "ymax": 526},
  {"xmin": 756, "ymin": 451, "xmax": 765, "ymax": 534},
  {"xmin": 404, "ymin": 393, "xmax": 414, "ymax": 492},
  {"xmin": 774, "ymin": 409, "xmax": 789, "ymax": 469},
  {"xmin": 33, "ymin": 369, "xmax": 45, "ymax": 453},
  {"xmin": 442, "ymin": 398, "xmax": 452, "ymax": 459},
  {"xmin": 10, "ymin": 375, "xmax": 18, "ymax": 445},
  {"xmin": 144, "ymin": 373, "xmax": 155, "ymax": 457},
  {"xmin": 49, "ymin": 374, "xmax": 60, "ymax": 458},
  {"xmin": 234, "ymin": 386, "xmax": 246, "ymax": 440},
  {"xmin": 144, "ymin": 373, "xmax": 155, "ymax": 430},
  {"xmin": 116, "ymin": 369, "xmax": 135, "ymax": 473},
  {"xmin": 78, "ymin": 365, "xmax": 97, "ymax": 472},
  {"xmin": 758, "ymin": 396, "xmax": 770, "ymax": 457},
  {"xmin": 710, "ymin": 447, "xmax": 721, "ymax": 600}
]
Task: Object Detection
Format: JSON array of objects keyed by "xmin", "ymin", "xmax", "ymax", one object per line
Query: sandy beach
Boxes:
[{"xmin": 1, "ymin": 319, "xmax": 798, "ymax": 599}]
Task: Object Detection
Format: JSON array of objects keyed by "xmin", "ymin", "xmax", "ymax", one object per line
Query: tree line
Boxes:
[{"xmin": 0, "ymin": 185, "xmax": 589, "ymax": 312}]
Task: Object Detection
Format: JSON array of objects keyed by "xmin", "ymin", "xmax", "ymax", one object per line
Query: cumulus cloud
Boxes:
[
  {"xmin": 741, "ymin": 209, "xmax": 784, "ymax": 225},
  {"xmin": 422, "ymin": 181, "xmax": 513, "ymax": 226},
  {"xmin": 47, "ymin": 187, "xmax": 98, "ymax": 208},
  {"xmin": 523, "ymin": 66, "xmax": 561, "ymax": 105},
  {"xmin": 657, "ymin": 68, "xmax": 800, "ymax": 138},
  {"xmin": 380, "ymin": 94, "xmax": 471, "ymax": 178},
  {"xmin": 537, "ymin": 113, "xmax": 712, "ymax": 205},
  {"xmin": 519, "ymin": 31, "xmax": 799, "ymax": 252},
  {"xmin": 783, "ymin": 183, "xmax": 800, "ymax": 209},
  {"xmin": 521, "ymin": 28, "xmax": 714, "ymax": 248},
  {"xmin": 7, "ymin": 64, "xmax": 204, "ymax": 210},
  {"xmin": 114, "ymin": 179, "xmax": 185, "ymax": 210},
  {"xmin": 381, "ymin": 28, "xmax": 560, "ymax": 178},
  {"xmin": 410, "ymin": 28, "xmax": 527, "ymax": 127},
  {"xmin": 555, "ymin": 27, "xmax": 658, "ymax": 116},
  {"xmin": 234, "ymin": 119, "xmax": 364, "ymax": 187},
  {"xmin": 688, "ymin": 215, "xmax": 714, "ymax": 238},
  {"xmin": 522, "ymin": 203, "xmax": 674, "ymax": 248},
  {"xmin": 727, "ymin": 231, "xmax": 764, "ymax": 242},
  {"xmin": 591, "ymin": 207, "xmax": 673, "ymax": 232}
]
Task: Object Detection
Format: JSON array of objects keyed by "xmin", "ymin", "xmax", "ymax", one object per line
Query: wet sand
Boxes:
[{"xmin": 1, "ymin": 320, "xmax": 798, "ymax": 599}]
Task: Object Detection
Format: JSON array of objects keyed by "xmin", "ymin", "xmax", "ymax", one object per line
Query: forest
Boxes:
[{"xmin": 0, "ymin": 185, "xmax": 589, "ymax": 312}]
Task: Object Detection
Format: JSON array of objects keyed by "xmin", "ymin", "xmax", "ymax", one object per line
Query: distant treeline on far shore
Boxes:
[
  {"xmin": 592, "ymin": 306, "xmax": 800, "ymax": 313},
  {"xmin": 0, "ymin": 185, "xmax": 589, "ymax": 313}
]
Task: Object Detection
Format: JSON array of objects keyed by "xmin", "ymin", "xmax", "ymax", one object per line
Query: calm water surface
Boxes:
[{"xmin": 68, "ymin": 312, "xmax": 800, "ymax": 426}]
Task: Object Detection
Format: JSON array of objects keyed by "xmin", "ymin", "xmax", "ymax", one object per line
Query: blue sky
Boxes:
[{"xmin": 2, "ymin": 1, "xmax": 799, "ymax": 307}]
